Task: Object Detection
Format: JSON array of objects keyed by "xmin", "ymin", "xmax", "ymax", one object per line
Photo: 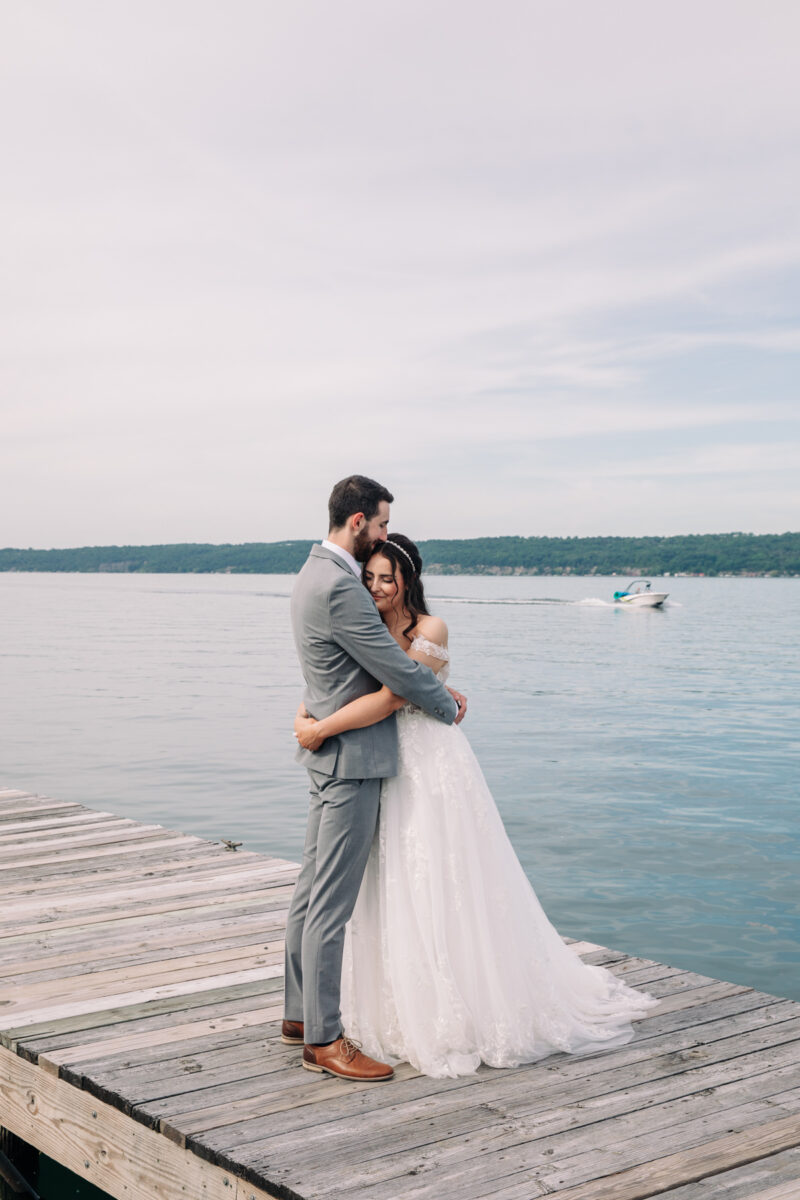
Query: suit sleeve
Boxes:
[{"xmin": 328, "ymin": 577, "xmax": 458, "ymax": 724}]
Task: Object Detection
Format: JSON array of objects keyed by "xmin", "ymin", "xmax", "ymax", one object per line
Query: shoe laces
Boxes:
[{"xmin": 340, "ymin": 1035, "xmax": 362, "ymax": 1061}]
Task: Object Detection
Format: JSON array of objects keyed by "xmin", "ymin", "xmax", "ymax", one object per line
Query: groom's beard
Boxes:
[{"xmin": 353, "ymin": 527, "xmax": 376, "ymax": 563}]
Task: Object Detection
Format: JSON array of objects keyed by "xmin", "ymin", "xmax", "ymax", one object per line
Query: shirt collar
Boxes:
[{"xmin": 321, "ymin": 539, "xmax": 361, "ymax": 578}]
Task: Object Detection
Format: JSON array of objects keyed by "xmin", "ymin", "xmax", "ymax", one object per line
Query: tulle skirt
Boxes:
[{"xmin": 341, "ymin": 707, "xmax": 658, "ymax": 1078}]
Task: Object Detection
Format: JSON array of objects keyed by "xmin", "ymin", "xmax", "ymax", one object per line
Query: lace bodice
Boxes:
[{"xmin": 409, "ymin": 635, "xmax": 450, "ymax": 684}]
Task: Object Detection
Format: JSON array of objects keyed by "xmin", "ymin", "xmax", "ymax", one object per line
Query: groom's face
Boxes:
[{"xmin": 353, "ymin": 501, "xmax": 390, "ymax": 562}]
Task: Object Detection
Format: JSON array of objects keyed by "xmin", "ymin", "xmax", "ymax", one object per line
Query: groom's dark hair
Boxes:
[{"xmin": 328, "ymin": 475, "xmax": 394, "ymax": 531}]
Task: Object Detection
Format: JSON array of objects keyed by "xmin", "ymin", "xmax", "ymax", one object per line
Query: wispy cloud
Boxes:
[{"xmin": 1, "ymin": 1, "xmax": 799, "ymax": 544}]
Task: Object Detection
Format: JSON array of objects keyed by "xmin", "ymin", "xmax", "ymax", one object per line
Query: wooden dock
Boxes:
[{"xmin": 1, "ymin": 786, "xmax": 799, "ymax": 1200}]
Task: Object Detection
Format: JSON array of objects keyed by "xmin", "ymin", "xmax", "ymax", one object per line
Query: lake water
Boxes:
[{"xmin": 2, "ymin": 571, "xmax": 798, "ymax": 1006}]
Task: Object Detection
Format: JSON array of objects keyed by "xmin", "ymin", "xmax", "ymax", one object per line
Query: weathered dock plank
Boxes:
[
  {"xmin": 650, "ymin": 1147, "xmax": 800, "ymax": 1198},
  {"xmin": 2, "ymin": 786, "xmax": 799, "ymax": 1200},
  {"xmin": 0, "ymin": 1043, "xmax": 280, "ymax": 1200}
]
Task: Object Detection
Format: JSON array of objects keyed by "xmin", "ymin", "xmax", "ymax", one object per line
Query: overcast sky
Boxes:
[{"xmin": 3, "ymin": 1, "xmax": 799, "ymax": 547}]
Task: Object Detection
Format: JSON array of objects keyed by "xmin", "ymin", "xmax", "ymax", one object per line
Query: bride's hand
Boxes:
[
  {"xmin": 294, "ymin": 710, "xmax": 327, "ymax": 751},
  {"xmin": 447, "ymin": 686, "xmax": 468, "ymax": 725}
]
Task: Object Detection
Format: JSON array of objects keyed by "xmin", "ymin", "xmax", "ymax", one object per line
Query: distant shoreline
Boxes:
[
  {"xmin": 2, "ymin": 532, "xmax": 799, "ymax": 578},
  {"xmin": 1, "ymin": 568, "xmax": 795, "ymax": 579}
]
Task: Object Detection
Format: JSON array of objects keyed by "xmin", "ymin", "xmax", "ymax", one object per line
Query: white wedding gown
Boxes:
[{"xmin": 341, "ymin": 636, "xmax": 658, "ymax": 1078}]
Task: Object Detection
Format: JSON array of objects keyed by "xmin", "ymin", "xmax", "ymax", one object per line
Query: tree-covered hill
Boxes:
[
  {"xmin": 1, "ymin": 532, "xmax": 798, "ymax": 576},
  {"xmin": 418, "ymin": 532, "xmax": 800, "ymax": 576},
  {"xmin": 0, "ymin": 541, "xmax": 315, "ymax": 574}
]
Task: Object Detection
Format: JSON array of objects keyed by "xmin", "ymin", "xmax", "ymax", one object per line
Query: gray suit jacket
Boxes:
[{"xmin": 291, "ymin": 544, "xmax": 458, "ymax": 779}]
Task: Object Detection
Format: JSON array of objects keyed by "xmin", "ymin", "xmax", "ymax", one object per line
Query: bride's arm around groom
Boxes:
[{"xmin": 291, "ymin": 542, "xmax": 459, "ymax": 778}]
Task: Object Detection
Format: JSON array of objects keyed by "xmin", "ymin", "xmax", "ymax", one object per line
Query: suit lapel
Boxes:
[{"xmin": 310, "ymin": 544, "xmax": 359, "ymax": 578}]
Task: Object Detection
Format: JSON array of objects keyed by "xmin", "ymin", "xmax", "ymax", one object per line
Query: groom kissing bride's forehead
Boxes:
[
  {"xmin": 326, "ymin": 474, "xmax": 393, "ymax": 561},
  {"xmin": 284, "ymin": 472, "xmax": 463, "ymax": 1083},
  {"xmin": 284, "ymin": 474, "xmax": 656, "ymax": 1084}
]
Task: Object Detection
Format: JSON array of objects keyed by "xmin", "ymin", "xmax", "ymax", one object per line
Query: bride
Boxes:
[{"xmin": 294, "ymin": 533, "xmax": 657, "ymax": 1079}]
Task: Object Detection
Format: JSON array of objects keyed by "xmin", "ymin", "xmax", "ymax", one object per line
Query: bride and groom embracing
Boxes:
[{"xmin": 283, "ymin": 475, "xmax": 655, "ymax": 1082}]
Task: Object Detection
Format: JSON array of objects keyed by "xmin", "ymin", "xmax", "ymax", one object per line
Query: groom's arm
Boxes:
[{"xmin": 328, "ymin": 577, "xmax": 458, "ymax": 724}]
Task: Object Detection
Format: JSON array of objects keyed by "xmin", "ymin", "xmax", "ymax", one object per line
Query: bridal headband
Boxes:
[{"xmin": 386, "ymin": 540, "xmax": 417, "ymax": 575}]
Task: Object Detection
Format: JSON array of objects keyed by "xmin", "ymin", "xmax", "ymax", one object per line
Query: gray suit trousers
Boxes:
[{"xmin": 283, "ymin": 768, "xmax": 381, "ymax": 1044}]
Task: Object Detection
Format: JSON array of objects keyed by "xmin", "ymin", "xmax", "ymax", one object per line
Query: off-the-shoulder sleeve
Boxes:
[
  {"xmin": 410, "ymin": 635, "xmax": 449, "ymax": 662},
  {"xmin": 328, "ymin": 578, "xmax": 457, "ymax": 724}
]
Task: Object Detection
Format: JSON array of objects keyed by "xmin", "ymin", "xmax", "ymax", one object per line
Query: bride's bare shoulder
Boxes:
[{"xmin": 411, "ymin": 613, "xmax": 449, "ymax": 647}]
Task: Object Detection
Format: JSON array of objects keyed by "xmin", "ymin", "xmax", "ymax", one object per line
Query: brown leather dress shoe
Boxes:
[
  {"xmin": 302, "ymin": 1036, "xmax": 394, "ymax": 1081},
  {"xmin": 281, "ymin": 1019, "xmax": 304, "ymax": 1045}
]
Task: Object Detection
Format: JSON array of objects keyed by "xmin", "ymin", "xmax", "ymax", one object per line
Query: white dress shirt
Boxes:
[{"xmin": 321, "ymin": 539, "xmax": 361, "ymax": 578}]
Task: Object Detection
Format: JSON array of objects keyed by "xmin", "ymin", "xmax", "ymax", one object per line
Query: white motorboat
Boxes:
[{"xmin": 613, "ymin": 579, "xmax": 669, "ymax": 607}]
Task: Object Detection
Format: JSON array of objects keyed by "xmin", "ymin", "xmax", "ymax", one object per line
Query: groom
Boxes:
[{"xmin": 284, "ymin": 474, "xmax": 466, "ymax": 1081}]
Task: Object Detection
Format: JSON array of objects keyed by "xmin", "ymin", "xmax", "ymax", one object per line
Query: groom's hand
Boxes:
[{"xmin": 447, "ymin": 686, "xmax": 467, "ymax": 724}]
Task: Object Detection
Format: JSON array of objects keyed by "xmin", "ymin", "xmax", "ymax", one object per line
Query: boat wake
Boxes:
[
  {"xmin": 431, "ymin": 595, "xmax": 677, "ymax": 610},
  {"xmin": 433, "ymin": 596, "xmax": 571, "ymax": 606}
]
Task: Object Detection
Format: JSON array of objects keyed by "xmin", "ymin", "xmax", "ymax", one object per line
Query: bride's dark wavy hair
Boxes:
[{"xmin": 363, "ymin": 533, "xmax": 429, "ymax": 640}]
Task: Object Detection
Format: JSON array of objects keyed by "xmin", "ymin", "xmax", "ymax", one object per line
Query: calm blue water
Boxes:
[{"xmin": 1, "ymin": 571, "xmax": 798, "ymax": 1003}]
